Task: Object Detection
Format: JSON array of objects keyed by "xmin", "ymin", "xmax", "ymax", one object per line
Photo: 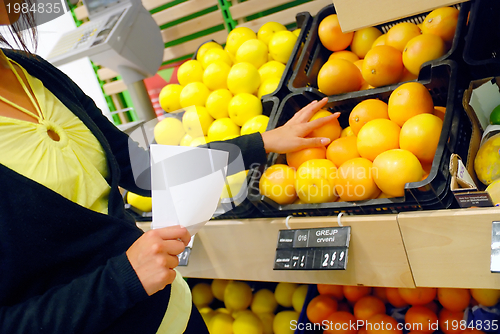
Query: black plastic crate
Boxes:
[
  {"xmin": 248, "ymin": 60, "xmax": 474, "ymax": 217},
  {"xmin": 288, "ymin": 2, "xmax": 470, "ymax": 97},
  {"xmin": 463, "ymin": 0, "xmax": 500, "ymax": 79}
]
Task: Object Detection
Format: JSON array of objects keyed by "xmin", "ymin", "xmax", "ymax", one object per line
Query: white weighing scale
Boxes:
[{"xmin": 47, "ymin": 0, "xmax": 164, "ymax": 123}]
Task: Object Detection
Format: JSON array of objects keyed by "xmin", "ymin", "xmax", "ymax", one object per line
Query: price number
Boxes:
[{"xmin": 321, "ymin": 250, "xmax": 345, "ymax": 269}]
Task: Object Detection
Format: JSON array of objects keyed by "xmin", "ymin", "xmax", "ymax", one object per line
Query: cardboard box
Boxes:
[{"xmin": 332, "ymin": 0, "xmax": 468, "ymax": 32}]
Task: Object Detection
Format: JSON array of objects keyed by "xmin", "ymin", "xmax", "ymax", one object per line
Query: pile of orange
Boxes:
[
  {"xmin": 259, "ymin": 81, "xmax": 445, "ymax": 205},
  {"xmin": 316, "ymin": 6, "xmax": 459, "ymax": 95}
]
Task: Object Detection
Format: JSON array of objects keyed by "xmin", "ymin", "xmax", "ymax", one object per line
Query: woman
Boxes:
[{"xmin": 0, "ymin": 0, "xmax": 337, "ymax": 332}]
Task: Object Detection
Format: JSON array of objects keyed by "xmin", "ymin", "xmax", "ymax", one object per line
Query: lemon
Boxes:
[
  {"xmin": 235, "ymin": 39, "xmax": 269, "ymax": 69},
  {"xmin": 179, "ymin": 133, "xmax": 193, "ymax": 146},
  {"xmin": 269, "ymin": 31, "xmax": 297, "ymax": 64},
  {"xmin": 232, "ymin": 309, "xmax": 253, "ymax": 319},
  {"xmin": 228, "ymin": 93, "xmax": 263, "ymax": 126},
  {"xmin": 226, "ymin": 27, "xmax": 257, "ymax": 55},
  {"xmin": 177, "ymin": 60, "xmax": 204, "ymax": 86},
  {"xmin": 258, "ymin": 21, "xmax": 287, "ymax": 46},
  {"xmin": 224, "ymin": 134, "xmax": 239, "ymax": 140},
  {"xmin": 486, "ymin": 178, "xmax": 500, "ymax": 205},
  {"xmin": 182, "ymin": 106, "xmax": 214, "ymax": 137},
  {"xmin": 257, "ymin": 312, "xmax": 275, "ymax": 334},
  {"xmin": 273, "ymin": 310, "xmax": 299, "ymax": 334},
  {"xmin": 159, "ymin": 84, "xmax": 183, "ymax": 113},
  {"xmin": 215, "ymin": 307, "xmax": 232, "ymax": 315},
  {"xmin": 196, "ymin": 41, "xmax": 223, "ymax": 62},
  {"xmin": 179, "ymin": 82, "xmax": 211, "ymax": 108},
  {"xmin": 251, "ymin": 288, "xmax": 278, "ymax": 314},
  {"xmin": 224, "ymin": 281, "xmax": 253, "ymax": 311},
  {"xmin": 233, "ymin": 312, "xmax": 264, "ymax": 334},
  {"xmin": 258, "ymin": 61, "xmax": 286, "ymax": 82},
  {"xmin": 257, "ymin": 77, "xmax": 280, "ymax": 98},
  {"xmin": 199, "ymin": 307, "xmax": 216, "ymax": 326},
  {"xmin": 212, "ymin": 279, "xmax": 230, "ymax": 301},
  {"xmin": 209, "ymin": 313, "xmax": 234, "ymax": 334},
  {"xmin": 203, "ymin": 60, "xmax": 231, "ymax": 91},
  {"xmin": 292, "ymin": 28, "xmax": 301, "ymax": 37},
  {"xmin": 190, "ymin": 136, "xmax": 209, "ymax": 147},
  {"xmin": 274, "ymin": 282, "xmax": 298, "ymax": 308},
  {"xmin": 126, "ymin": 192, "xmax": 152, "ymax": 212},
  {"xmin": 291, "ymin": 284, "xmax": 308, "ymax": 313},
  {"xmin": 227, "ymin": 62, "xmax": 261, "ymax": 95},
  {"xmin": 225, "ymin": 47, "xmax": 237, "ymax": 63},
  {"xmin": 206, "ymin": 89, "xmax": 233, "ymax": 119},
  {"xmin": 241, "ymin": 115, "xmax": 269, "ymax": 136},
  {"xmin": 192, "ymin": 283, "xmax": 214, "ymax": 308},
  {"xmin": 221, "ymin": 170, "xmax": 248, "ymax": 199},
  {"xmin": 154, "ymin": 117, "xmax": 185, "ymax": 145},
  {"xmin": 341, "ymin": 126, "xmax": 355, "ymax": 137},
  {"xmin": 201, "ymin": 48, "xmax": 233, "ymax": 69},
  {"xmin": 208, "ymin": 118, "xmax": 241, "ymax": 142}
]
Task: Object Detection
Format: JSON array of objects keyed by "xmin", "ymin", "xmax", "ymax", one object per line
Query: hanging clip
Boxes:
[
  {"xmin": 337, "ymin": 212, "xmax": 344, "ymax": 227},
  {"xmin": 285, "ymin": 215, "xmax": 293, "ymax": 229}
]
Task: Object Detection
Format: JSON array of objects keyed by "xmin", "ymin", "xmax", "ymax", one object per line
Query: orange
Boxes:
[
  {"xmin": 421, "ymin": 7, "xmax": 459, "ymax": 44},
  {"xmin": 398, "ymin": 287, "xmax": 437, "ymax": 305},
  {"xmin": 400, "ymin": 113, "xmax": 443, "ymax": 163},
  {"xmin": 362, "ymin": 45, "xmax": 404, "ymax": 87},
  {"xmin": 372, "ymin": 34, "xmax": 387, "ymax": 48},
  {"xmin": 351, "ymin": 27, "xmax": 383, "ymax": 58},
  {"xmin": 470, "ymin": 288, "xmax": 500, "ymax": 307},
  {"xmin": 358, "ymin": 327, "xmax": 368, "ymax": 334},
  {"xmin": 336, "ymin": 158, "xmax": 380, "ymax": 201},
  {"xmin": 373, "ymin": 149, "xmax": 424, "ymax": 197},
  {"xmin": 399, "ymin": 67, "xmax": 418, "ymax": 83},
  {"xmin": 385, "ymin": 22, "xmax": 422, "ymax": 52},
  {"xmin": 439, "ymin": 308, "xmax": 466, "ymax": 334},
  {"xmin": 296, "ymin": 159, "xmax": 338, "ymax": 203},
  {"xmin": 306, "ymin": 295, "xmax": 338, "ymax": 324},
  {"xmin": 318, "ymin": 59, "xmax": 363, "ymax": 95},
  {"xmin": 318, "ymin": 14, "xmax": 354, "ymax": 52},
  {"xmin": 259, "ymin": 164, "xmax": 297, "ymax": 205},
  {"xmin": 405, "ymin": 305, "xmax": 438, "ymax": 334},
  {"xmin": 317, "ymin": 284, "xmax": 345, "ymax": 300},
  {"xmin": 433, "ymin": 106, "xmax": 446, "ymax": 121},
  {"xmin": 327, "ymin": 136, "xmax": 360, "ymax": 168},
  {"xmin": 341, "ymin": 126, "xmax": 355, "ymax": 138},
  {"xmin": 349, "ymin": 99, "xmax": 389, "ymax": 135},
  {"xmin": 353, "ymin": 296, "xmax": 386, "ymax": 322},
  {"xmin": 403, "ymin": 34, "xmax": 446, "ymax": 75},
  {"xmin": 323, "ymin": 311, "xmax": 358, "ymax": 334},
  {"xmin": 422, "ymin": 162, "xmax": 432, "ymax": 180},
  {"xmin": 366, "ymin": 314, "xmax": 402, "ymax": 334},
  {"xmin": 309, "ymin": 110, "xmax": 342, "ymax": 142},
  {"xmin": 386, "ymin": 287, "xmax": 409, "ymax": 308},
  {"xmin": 357, "ymin": 119, "xmax": 400, "ymax": 161},
  {"xmin": 286, "ymin": 146, "xmax": 326, "ymax": 170},
  {"xmin": 388, "ymin": 82, "xmax": 434, "ymax": 126},
  {"xmin": 329, "ymin": 50, "xmax": 360, "ymax": 63},
  {"xmin": 343, "ymin": 285, "xmax": 372, "ymax": 303},
  {"xmin": 438, "ymin": 288, "xmax": 470, "ymax": 312},
  {"xmin": 373, "ymin": 287, "xmax": 389, "ymax": 304},
  {"xmin": 353, "ymin": 59, "xmax": 368, "ymax": 90}
]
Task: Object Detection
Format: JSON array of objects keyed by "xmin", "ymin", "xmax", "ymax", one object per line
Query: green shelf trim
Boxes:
[
  {"xmin": 149, "ymin": 0, "xmax": 187, "ymax": 15},
  {"xmin": 159, "ymin": 5, "xmax": 219, "ymax": 30},
  {"xmin": 162, "ymin": 54, "xmax": 192, "ymax": 66},
  {"xmin": 164, "ymin": 25, "xmax": 226, "ymax": 48},
  {"xmin": 244, "ymin": 0, "xmax": 315, "ymax": 21},
  {"xmin": 217, "ymin": 0, "xmax": 237, "ymax": 31}
]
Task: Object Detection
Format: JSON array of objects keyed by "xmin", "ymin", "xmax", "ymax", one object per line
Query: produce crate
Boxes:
[
  {"xmin": 248, "ymin": 60, "xmax": 476, "ymax": 216},
  {"xmin": 463, "ymin": 0, "xmax": 500, "ymax": 79},
  {"xmin": 288, "ymin": 2, "xmax": 471, "ymax": 96}
]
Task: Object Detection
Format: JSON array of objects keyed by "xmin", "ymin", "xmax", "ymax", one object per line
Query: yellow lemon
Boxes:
[
  {"xmin": 224, "ymin": 134, "xmax": 239, "ymax": 140},
  {"xmin": 486, "ymin": 178, "xmax": 500, "ymax": 205},
  {"xmin": 203, "ymin": 60, "xmax": 231, "ymax": 90},
  {"xmin": 251, "ymin": 288, "xmax": 278, "ymax": 314},
  {"xmin": 258, "ymin": 60, "xmax": 286, "ymax": 83},
  {"xmin": 177, "ymin": 59, "xmax": 204, "ymax": 86},
  {"xmin": 154, "ymin": 117, "xmax": 185, "ymax": 145},
  {"xmin": 340, "ymin": 126, "xmax": 355, "ymax": 137},
  {"xmin": 351, "ymin": 27, "xmax": 383, "ymax": 59},
  {"xmin": 274, "ymin": 282, "xmax": 298, "ymax": 308},
  {"xmin": 228, "ymin": 93, "xmax": 263, "ymax": 126},
  {"xmin": 227, "ymin": 62, "xmax": 261, "ymax": 95},
  {"xmin": 257, "ymin": 312, "xmax": 275, "ymax": 334},
  {"xmin": 209, "ymin": 313, "xmax": 234, "ymax": 334},
  {"xmin": 126, "ymin": 192, "xmax": 152, "ymax": 212},
  {"xmin": 269, "ymin": 30, "xmax": 297, "ymax": 64},
  {"xmin": 291, "ymin": 284, "xmax": 308, "ymax": 313},
  {"xmin": 206, "ymin": 89, "xmax": 233, "ymax": 119},
  {"xmin": 182, "ymin": 106, "xmax": 214, "ymax": 137},
  {"xmin": 159, "ymin": 84, "xmax": 183, "ymax": 113},
  {"xmin": 179, "ymin": 133, "xmax": 193, "ymax": 146},
  {"xmin": 196, "ymin": 41, "xmax": 223, "ymax": 62},
  {"xmin": 179, "ymin": 82, "xmax": 211, "ymax": 108},
  {"xmin": 257, "ymin": 77, "xmax": 280, "ymax": 98},
  {"xmin": 201, "ymin": 48, "xmax": 233, "ymax": 69},
  {"xmin": 190, "ymin": 136, "xmax": 210, "ymax": 147},
  {"xmin": 199, "ymin": 307, "xmax": 216, "ymax": 326},
  {"xmin": 241, "ymin": 115, "xmax": 269, "ymax": 136},
  {"xmin": 232, "ymin": 309, "xmax": 253, "ymax": 319},
  {"xmin": 225, "ymin": 47, "xmax": 237, "ymax": 63},
  {"xmin": 192, "ymin": 283, "xmax": 214, "ymax": 308},
  {"xmin": 233, "ymin": 312, "xmax": 264, "ymax": 334},
  {"xmin": 221, "ymin": 170, "xmax": 248, "ymax": 199},
  {"xmin": 224, "ymin": 281, "xmax": 253, "ymax": 311},
  {"xmin": 292, "ymin": 28, "xmax": 301, "ymax": 37},
  {"xmin": 273, "ymin": 310, "xmax": 299, "ymax": 334},
  {"xmin": 208, "ymin": 118, "xmax": 241, "ymax": 142},
  {"xmin": 216, "ymin": 308, "xmax": 231, "ymax": 315},
  {"xmin": 212, "ymin": 279, "xmax": 230, "ymax": 301},
  {"xmin": 236, "ymin": 38, "xmax": 269, "ymax": 69},
  {"xmin": 258, "ymin": 21, "xmax": 287, "ymax": 46},
  {"xmin": 226, "ymin": 26, "xmax": 257, "ymax": 55}
]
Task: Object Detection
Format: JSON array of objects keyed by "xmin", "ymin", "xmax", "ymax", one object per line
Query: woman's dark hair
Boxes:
[{"xmin": 0, "ymin": 0, "xmax": 38, "ymax": 52}]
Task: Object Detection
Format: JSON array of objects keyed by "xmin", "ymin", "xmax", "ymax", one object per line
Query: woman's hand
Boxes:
[
  {"xmin": 126, "ymin": 225, "xmax": 191, "ymax": 296},
  {"xmin": 261, "ymin": 97, "xmax": 340, "ymax": 154}
]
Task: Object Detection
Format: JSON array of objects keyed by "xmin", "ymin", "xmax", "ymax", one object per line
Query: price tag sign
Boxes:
[
  {"xmin": 491, "ymin": 221, "xmax": 500, "ymax": 273},
  {"xmin": 178, "ymin": 235, "xmax": 195, "ymax": 266},
  {"xmin": 274, "ymin": 226, "xmax": 350, "ymax": 270}
]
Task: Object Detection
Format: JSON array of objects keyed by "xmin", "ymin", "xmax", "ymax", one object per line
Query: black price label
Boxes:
[{"xmin": 178, "ymin": 247, "xmax": 191, "ymax": 266}]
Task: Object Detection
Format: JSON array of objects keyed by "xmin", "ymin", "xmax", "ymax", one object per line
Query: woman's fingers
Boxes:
[{"xmin": 300, "ymin": 112, "xmax": 340, "ymax": 135}]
